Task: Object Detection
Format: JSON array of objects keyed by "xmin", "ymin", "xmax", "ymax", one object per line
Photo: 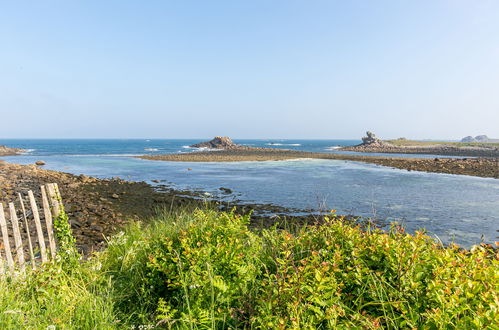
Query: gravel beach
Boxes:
[{"xmin": 139, "ymin": 149, "xmax": 499, "ymax": 179}]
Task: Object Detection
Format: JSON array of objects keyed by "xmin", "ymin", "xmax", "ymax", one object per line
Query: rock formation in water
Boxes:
[
  {"xmin": 361, "ymin": 131, "xmax": 385, "ymax": 146},
  {"xmin": 0, "ymin": 145, "xmax": 24, "ymax": 156},
  {"xmin": 190, "ymin": 136, "xmax": 239, "ymax": 149}
]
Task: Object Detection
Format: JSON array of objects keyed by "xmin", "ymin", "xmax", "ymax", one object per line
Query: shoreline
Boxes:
[
  {"xmin": 0, "ymin": 160, "xmax": 333, "ymax": 255},
  {"xmin": 0, "ymin": 145, "xmax": 25, "ymax": 156},
  {"xmin": 138, "ymin": 149, "xmax": 499, "ymax": 179},
  {"xmin": 340, "ymin": 144, "xmax": 499, "ymax": 158}
]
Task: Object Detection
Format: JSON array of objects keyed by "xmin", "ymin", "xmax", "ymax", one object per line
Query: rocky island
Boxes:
[
  {"xmin": 190, "ymin": 136, "xmax": 240, "ymax": 149},
  {"xmin": 341, "ymin": 132, "xmax": 499, "ymax": 157},
  {"xmin": 139, "ymin": 136, "xmax": 499, "ymax": 179}
]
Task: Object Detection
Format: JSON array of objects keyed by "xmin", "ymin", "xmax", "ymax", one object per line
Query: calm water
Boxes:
[{"xmin": 1, "ymin": 139, "xmax": 498, "ymax": 247}]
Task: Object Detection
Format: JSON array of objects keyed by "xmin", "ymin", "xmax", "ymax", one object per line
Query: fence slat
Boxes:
[
  {"xmin": 41, "ymin": 186, "xmax": 57, "ymax": 259},
  {"xmin": 9, "ymin": 203, "xmax": 25, "ymax": 272},
  {"xmin": 18, "ymin": 193, "xmax": 36, "ymax": 269},
  {"xmin": 0, "ymin": 242, "xmax": 4, "ymax": 274},
  {"xmin": 28, "ymin": 191, "xmax": 48, "ymax": 263},
  {"xmin": 46, "ymin": 184, "xmax": 61, "ymax": 219},
  {"xmin": 0, "ymin": 203, "xmax": 14, "ymax": 272}
]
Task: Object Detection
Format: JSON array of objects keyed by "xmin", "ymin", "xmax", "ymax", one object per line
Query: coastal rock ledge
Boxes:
[
  {"xmin": 190, "ymin": 136, "xmax": 239, "ymax": 149},
  {"xmin": 0, "ymin": 145, "xmax": 24, "ymax": 156}
]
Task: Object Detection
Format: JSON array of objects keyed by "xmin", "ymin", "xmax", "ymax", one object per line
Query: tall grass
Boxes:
[
  {"xmin": 1, "ymin": 208, "xmax": 497, "ymax": 328},
  {"xmin": 0, "ymin": 261, "xmax": 116, "ymax": 328}
]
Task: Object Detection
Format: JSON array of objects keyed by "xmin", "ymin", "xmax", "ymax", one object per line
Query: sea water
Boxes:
[{"xmin": 1, "ymin": 139, "xmax": 497, "ymax": 247}]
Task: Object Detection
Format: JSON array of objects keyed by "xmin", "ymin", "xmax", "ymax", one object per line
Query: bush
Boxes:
[
  {"xmin": 1, "ymin": 209, "xmax": 497, "ymax": 328},
  {"xmin": 100, "ymin": 210, "xmax": 498, "ymax": 328}
]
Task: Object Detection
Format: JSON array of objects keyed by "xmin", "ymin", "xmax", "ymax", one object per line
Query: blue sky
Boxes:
[{"xmin": 1, "ymin": 1, "xmax": 498, "ymax": 139}]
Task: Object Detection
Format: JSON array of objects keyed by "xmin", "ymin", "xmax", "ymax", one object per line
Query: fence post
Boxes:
[
  {"xmin": 9, "ymin": 203, "xmax": 25, "ymax": 272},
  {"xmin": 46, "ymin": 183, "xmax": 61, "ymax": 219},
  {"xmin": 28, "ymin": 191, "xmax": 48, "ymax": 263},
  {"xmin": 41, "ymin": 186, "xmax": 57, "ymax": 259},
  {"xmin": 0, "ymin": 243, "xmax": 4, "ymax": 275},
  {"xmin": 18, "ymin": 193, "xmax": 36, "ymax": 269},
  {"xmin": 0, "ymin": 203, "xmax": 14, "ymax": 272}
]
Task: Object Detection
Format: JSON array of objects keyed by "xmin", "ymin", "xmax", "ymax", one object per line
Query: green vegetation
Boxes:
[
  {"xmin": 386, "ymin": 138, "xmax": 499, "ymax": 148},
  {"xmin": 1, "ymin": 209, "xmax": 497, "ymax": 328}
]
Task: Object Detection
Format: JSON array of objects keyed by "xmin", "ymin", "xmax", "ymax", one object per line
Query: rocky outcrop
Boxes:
[
  {"xmin": 0, "ymin": 145, "xmax": 24, "ymax": 156},
  {"xmin": 461, "ymin": 135, "xmax": 499, "ymax": 143},
  {"xmin": 341, "ymin": 133, "xmax": 499, "ymax": 157},
  {"xmin": 361, "ymin": 131, "xmax": 385, "ymax": 146},
  {"xmin": 190, "ymin": 136, "xmax": 239, "ymax": 149}
]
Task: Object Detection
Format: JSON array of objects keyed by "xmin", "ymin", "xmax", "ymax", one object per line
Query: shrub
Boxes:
[
  {"xmin": 100, "ymin": 210, "xmax": 498, "ymax": 328},
  {"xmin": 2, "ymin": 209, "xmax": 496, "ymax": 328}
]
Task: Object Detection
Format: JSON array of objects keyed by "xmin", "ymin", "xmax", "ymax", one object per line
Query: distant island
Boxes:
[
  {"xmin": 139, "ymin": 135, "xmax": 499, "ymax": 179},
  {"xmin": 341, "ymin": 132, "xmax": 499, "ymax": 157},
  {"xmin": 461, "ymin": 135, "xmax": 499, "ymax": 143},
  {"xmin": 190, "ymin": 136, "xmax": 241, "ymax": 149}
]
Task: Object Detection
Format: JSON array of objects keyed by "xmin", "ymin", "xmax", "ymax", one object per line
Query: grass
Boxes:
[
  {"xmin": 1, "ymin": 208, "xmax": 497, "ymax": 328},
  {"xmin": 385, "ymin": 138, "xmax": 499, "ymax": 148}
]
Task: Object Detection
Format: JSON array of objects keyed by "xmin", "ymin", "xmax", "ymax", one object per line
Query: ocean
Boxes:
[{"xmin": 1, "ymin": 138, "xmax": 498, "ymax": 247}]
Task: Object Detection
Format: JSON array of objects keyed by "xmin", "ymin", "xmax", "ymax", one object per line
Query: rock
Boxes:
[
  {"xmin": 219, "ymin": 187, "xmax": 233, "ymax": 194},
  {"xmin": 111, "ymin": 193, "xmax": 120, "ymax": 199},
  {"xmin": 190, "ymin": 136, "xmax": 239, "ymax": 149},
  {"xmin": 35, "ymin": 161, "xmax": 46, "ymax": 166},
  {"xmin": 0, "ymin": 145, "xmax": 24, "ymax": 156},
  {"xmin": 90, "ymin": 224, "xmax": 104, "ymax": 232},
  {"xmin": 187, "ymin": 168, "xmax": 192, "ymax": 171},
  {"xmin": 361, "ymin": 131, "xmax": 384, "ymax": 146},
  {"xmin": 151, "ymin": 179, "xmax": 160, "ymax": 183},
  {"xmin": 69, "ymin": 219, "xmax": 82, "ymax": 227}
]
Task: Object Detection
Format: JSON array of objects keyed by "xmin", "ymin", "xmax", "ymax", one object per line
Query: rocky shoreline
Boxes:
[
  {"xmin": 0, "ymin": 160, "xmax": 334, "ymax": 255},
  {"xmin": 139, "ymin": 149, "xmax": 499, "ymax": 179},
  {"xmin": 341, "ymin": 144, "xmax": 499, "ymax": 158},
  {"xmin": 340, "ymin": 132, "xmax": 499, "ymax": 157},
  {"xmin": 0, "ymin": 145, "xmax": 24, "ymax": 156}
]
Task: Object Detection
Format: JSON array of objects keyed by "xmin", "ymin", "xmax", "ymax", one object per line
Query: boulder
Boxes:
[
  {"xmin": 190, "ymin": 136, "xmax": 239, "ymax": 149},
  {"xmin": 35, "ymin": 161, "xmax": 46, "ymax": 166},
  {"xmin": 361, "ymin": 131, "xmax": 384, "ymax": 146}
]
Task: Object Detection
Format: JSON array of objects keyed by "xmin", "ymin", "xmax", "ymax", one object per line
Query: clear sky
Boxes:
[{"xmin": 1, "ymin": 1, "xmax": 498, "ymax": 139}]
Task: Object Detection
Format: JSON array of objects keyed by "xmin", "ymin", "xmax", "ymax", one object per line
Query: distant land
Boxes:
[{"xmin": 461, "ymin": 135, "xmax": 499, "ymax": 143}]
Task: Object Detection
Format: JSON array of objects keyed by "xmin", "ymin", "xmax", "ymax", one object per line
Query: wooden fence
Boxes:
[{"xmin": 0, "ymin": 183, "xmax": 64, "ymax": 274}]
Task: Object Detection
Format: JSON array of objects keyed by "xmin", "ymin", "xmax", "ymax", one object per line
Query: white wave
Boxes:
[
  {"xmin": 144, "ymin": 148, "xmax": 159, "ymax": 151},
  {"xmin": 325, "ymin": 146, "xmax": 342, "ymax": 150},
  {"xmin": 182, "ymin": 146, "xmax": 223, "ymax": 152},
  {"xmin": 70, "ymin": 154, "xmax": 143, "ymax": 157},
  {"xmin": 266, "ymin": 143, "xmax": 301, "ymax": 146},
  {"xmin": 20, "ymin": 149, "xmax": 36, "ymax": 154}
]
